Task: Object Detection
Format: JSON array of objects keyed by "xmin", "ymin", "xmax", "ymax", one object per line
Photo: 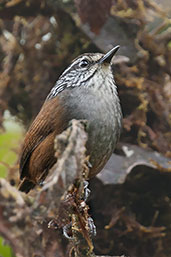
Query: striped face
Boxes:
[{"xmin": 46, "ymin": 53, "xmax": 107, "ymax": 100}]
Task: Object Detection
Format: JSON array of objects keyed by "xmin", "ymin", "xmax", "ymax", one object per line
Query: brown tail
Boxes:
[{"xmin": 18, "ymin": 179, "xmax": 35, "ymax": 193}]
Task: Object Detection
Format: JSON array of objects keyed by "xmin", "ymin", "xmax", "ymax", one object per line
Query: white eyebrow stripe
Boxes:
[{"xmin": 61, "ymin": 56, "xmax": 90, "ymax": 76}]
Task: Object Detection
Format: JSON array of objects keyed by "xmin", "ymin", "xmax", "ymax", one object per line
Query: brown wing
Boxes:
[{"xmin": 19, "ymin": 97, "xmax": 68, "ymax": 180}]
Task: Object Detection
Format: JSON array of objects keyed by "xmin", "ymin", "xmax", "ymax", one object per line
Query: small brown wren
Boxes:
[{"xmin": 19, "ymin": 45, "xmax": 122, "ymax": 193}]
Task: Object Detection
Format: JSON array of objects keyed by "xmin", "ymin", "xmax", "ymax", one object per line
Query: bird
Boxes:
[{"xmin": 18, "ymin": 45, "xmax": 122, "ymax": 193}]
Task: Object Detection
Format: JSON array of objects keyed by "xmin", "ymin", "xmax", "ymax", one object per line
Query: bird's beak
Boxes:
[{"xmin": 99, "ymin": 45, "xmax": 120, "ymax": 64}]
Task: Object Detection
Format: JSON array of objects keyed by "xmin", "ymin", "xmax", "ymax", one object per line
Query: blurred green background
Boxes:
[{"xmin": 0, "ymin": 111, "xmax": 24, "ymax": 257}]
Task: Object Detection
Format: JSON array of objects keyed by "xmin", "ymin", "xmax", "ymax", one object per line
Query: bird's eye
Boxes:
[{"xmin": 79, "ymin": 59, "xmax": 89, "ymax": 68}]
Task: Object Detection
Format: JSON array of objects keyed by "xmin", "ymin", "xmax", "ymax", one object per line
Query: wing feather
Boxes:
[{"xmin": 19, "ymin": 97, "xmax": 67, "ymax": 179}]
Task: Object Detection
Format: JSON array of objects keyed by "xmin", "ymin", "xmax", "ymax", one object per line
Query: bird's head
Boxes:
[{"xmin": 47, "ymin": 45, "xmax": 120, "ymax": 99}]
